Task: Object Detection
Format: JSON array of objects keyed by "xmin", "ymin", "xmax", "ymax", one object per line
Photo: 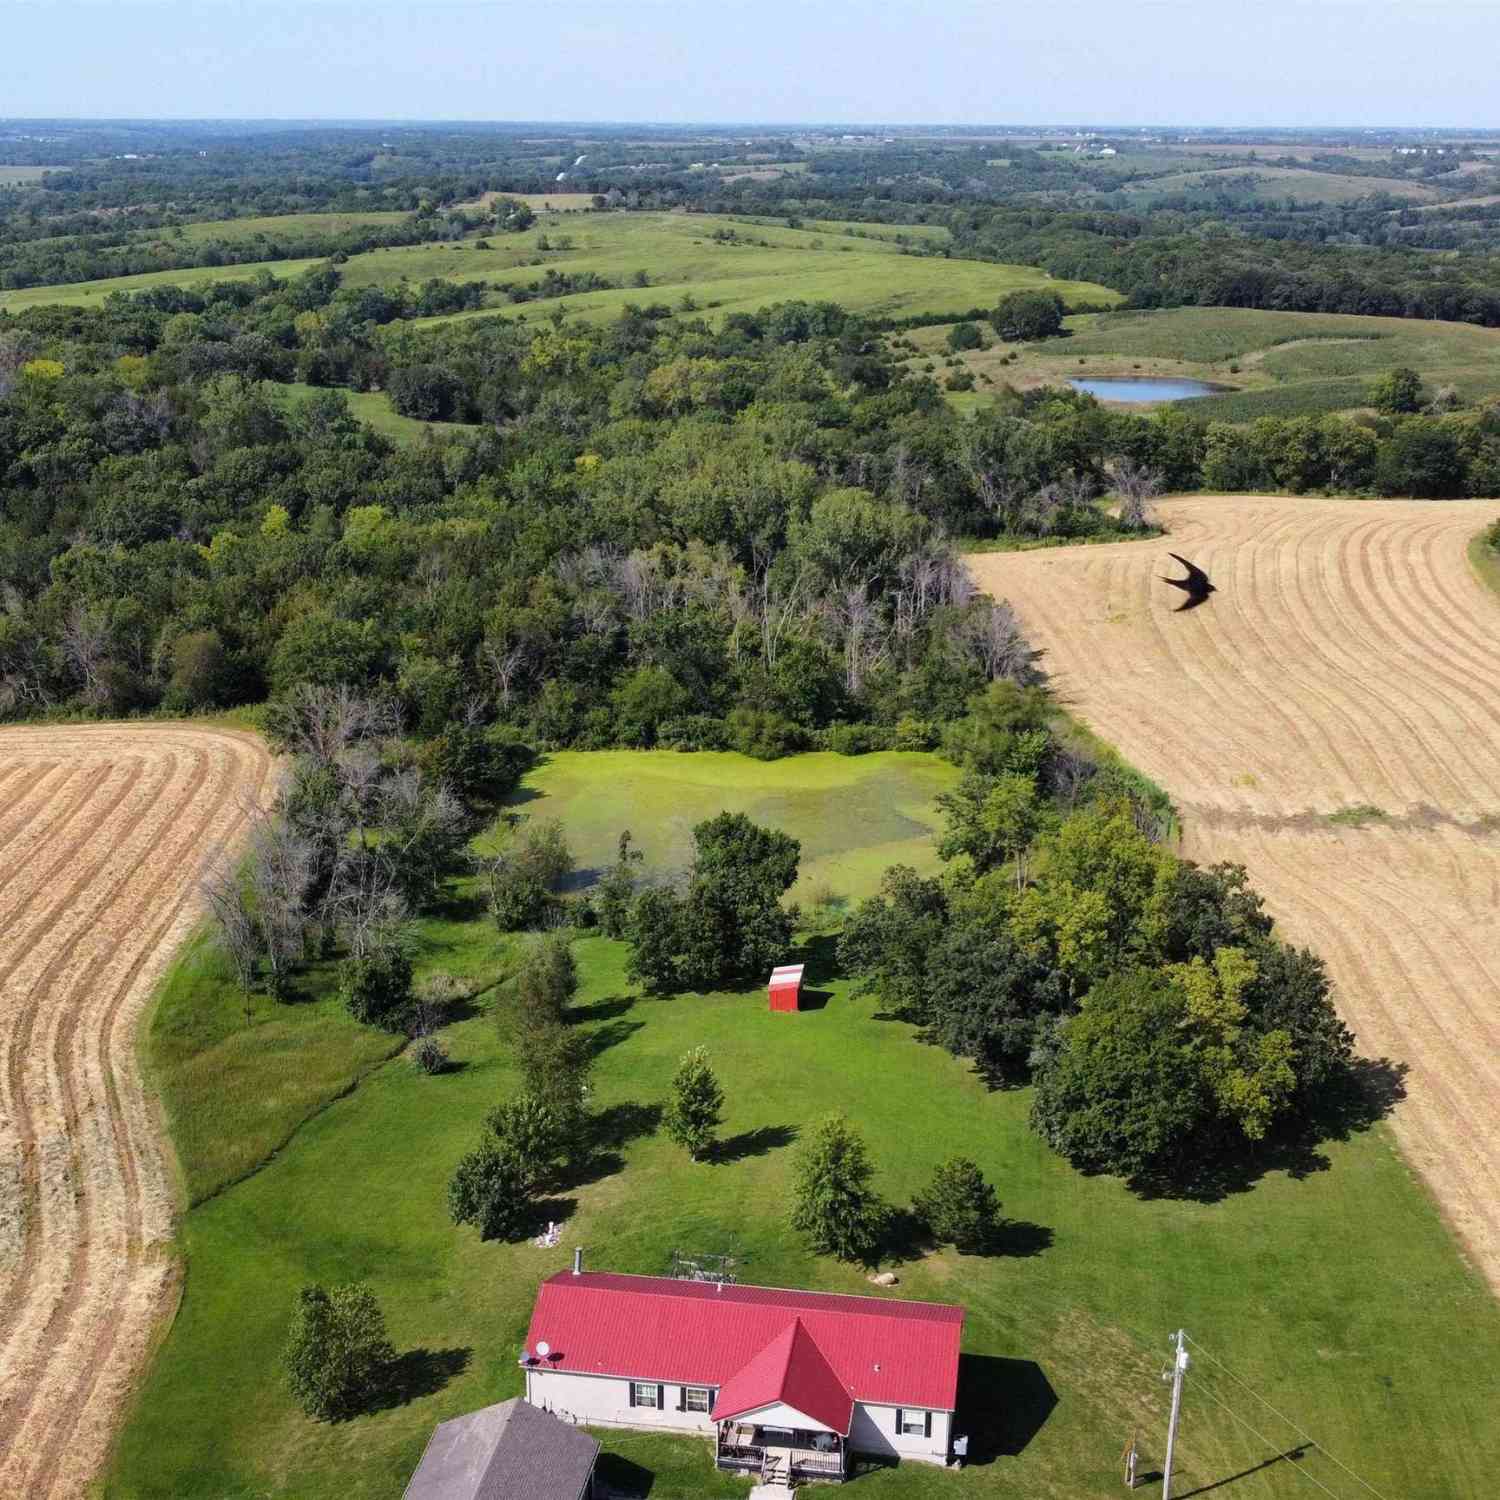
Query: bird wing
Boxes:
[{"xmin": 1168, "ymin": 553, "xmax": 1211, "ymax": 589}]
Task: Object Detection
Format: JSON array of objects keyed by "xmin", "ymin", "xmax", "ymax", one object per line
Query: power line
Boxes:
[
  {"xmin": 1184, "ymin": 1334, "xmax": 1395, "ymax": 1500},
  {"xmin": 1189, "ymin": 1380, "xmax": 1349, "ymax": 1500}
]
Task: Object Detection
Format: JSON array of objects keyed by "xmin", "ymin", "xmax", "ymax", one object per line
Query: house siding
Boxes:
[
  {"xmin": 850, "ymin": 1402, "xmax": 953, "ymax": 1465},
  {"xmin": 526, "ymin": 1370, "xmax": 951, "ymax": 1465},
  {"xmin": 527, "ymin": 1368, "xmax": 716, "ymax": 1436}
]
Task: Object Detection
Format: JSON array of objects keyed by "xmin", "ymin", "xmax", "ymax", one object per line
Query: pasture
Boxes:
[
  {"xmin": 382, "ymin": 213, "xmax": 1116, "ymax": 328},
  {"xmin": 109, "ymin": 744, "xmax": 1500, "ymax": 1500},
  {"xmin": 904, "ymin": 305, "xmax": 1500, "ymax": 417},
  {"xmin": 0, "ymin": 254, "xmax": 323, "ymax": 313},
  {"xmin": 0, "ymin": 724, "xmax": 273, "ymax": 1500},
  {"xmin": 170, "ymin": 211, "xmax": 412, "ymax": 243},
  {"xmin": 0, "ymin": 164, "xmax": 58, "ymax": 186},
  {"xmin": 1119, "ymin": 165, "xmax": 1441, "ymax": 204}
]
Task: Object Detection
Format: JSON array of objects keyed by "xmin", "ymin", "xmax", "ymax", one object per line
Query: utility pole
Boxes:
[{"xmin": 1161, "ymin": 1329, "xmax": 1190, "ymax": 1500}]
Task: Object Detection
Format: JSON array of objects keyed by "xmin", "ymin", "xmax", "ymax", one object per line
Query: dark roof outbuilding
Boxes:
[{"xmin": 403, "ymin": 1397, "xmax": 599, "ymax": 1500}]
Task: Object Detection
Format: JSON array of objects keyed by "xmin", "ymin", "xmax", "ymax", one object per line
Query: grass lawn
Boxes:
[
  {"xmin": 905, "ymin": 306, "xmax": 1500, "ymax": 417},
  {"xmin": 108, "ymin": 749, "xmax": 1500, "ymax": 1500}
]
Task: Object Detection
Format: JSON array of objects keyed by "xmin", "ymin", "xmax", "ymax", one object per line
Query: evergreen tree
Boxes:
[{"xmin": 913, "ymin": 1157, "xmax": 1003, "ymax": 1253}]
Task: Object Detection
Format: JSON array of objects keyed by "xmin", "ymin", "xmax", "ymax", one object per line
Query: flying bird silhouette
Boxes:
[{"xmin": 1161, "ymin": 553, "xmax": 1216, "ymax": 611}]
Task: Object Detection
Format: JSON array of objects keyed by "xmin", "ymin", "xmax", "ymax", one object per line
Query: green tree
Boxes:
[
  {"xmin": 485, "ymin": 1091, "xmax": 569, "ymax": 1191},
  {"xmin": 627, "ymin": 813, "xmax": 800, "ymax": 990},
  {"xmin": 789, "ymin": 1114, "xmax": 887, "ymax": 1264},
  {"xmin": 283, "ymin": 1283, "xmax": 395, "ymax": 1421},
  {"xmin": 447, "ymin": 1139, "xmax": 535, "ymax": 1241},
  {"xmin": 1030, "ymin": 969, "xmax": 1210, "ymax": 1180},
  {"xmin": 913, "ymin": 1157, "xmax": 1003, "ymax": 1252},
  {"xmin": 990, "ymin": 289, "xmax": 1064, "ymax": 342},
  {"xmin": 663, "ymin": 1046, "xmax": 725, "ymax": 1160},
  {"xmin": 838, "ymin": 865, "xmax": 948, "ymax": 1021},
  {"xmin": 1369, "ymin": 366, "xmax": 1424, "ymax": 414},
  {"xmin": 936, "ymin": 770, "xmax": 1043, "ymax": 879},
  {"xmin": 923, "ymin": 921, "xmax": 1069, "ymax": 1080}
]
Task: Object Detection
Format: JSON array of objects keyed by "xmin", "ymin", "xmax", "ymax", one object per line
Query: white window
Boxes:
[
  {"xmin": 632, "ymin": 1382, "xmax": 659, "ymax": 1408},
  {"xmin": 900, "ymin": 1410, "xmax": 927, "ymax": 1436},
  {"xmin": 683, "ymin": 1386, "xmax": 712, "ymax": 1412}
]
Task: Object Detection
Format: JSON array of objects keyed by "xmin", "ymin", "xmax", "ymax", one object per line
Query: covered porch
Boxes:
[{"xmin": 716, "ymin": 1420, "xmax": 847, "ymax": 1482}]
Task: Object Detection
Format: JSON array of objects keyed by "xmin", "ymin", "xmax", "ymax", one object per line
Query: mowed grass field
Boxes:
[
  {"xmin": 108, "ymin": 747, "xmax": 1500, "ymax": 1500},
  {"xmin": 0, "ymin": 211, "xmax": 1118, "ymax": 325},
  {"xmin": 906, "ymin": 305, "xmax": 1500, "ymax": 418}
]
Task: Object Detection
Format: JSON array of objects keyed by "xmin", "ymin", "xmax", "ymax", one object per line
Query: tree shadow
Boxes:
[
  {"xmin": 990, "ymin": 1219, "xmax": 1054, "ymax": 1258},
  {"xmin": 586, "ymin": 1018, "xmax": 646, "ymax": 1057},
  {"xmin": 557, "ymin": 865, "xmax": 606, "ymax": 894},
  {"xmin": 423, "ymin": 887, "xmax": 489, "ymax": 923},
  {"xmin": 1131, "ymin": 1057, "xmax": 1408, "ymax": 1204},
  {"xmin": 569, "ymin": 1100, "xmax": 662, "ymax": 1188},
  {"xmin": 368, "ymin": 1345, "xmax": 472, "ymax": 1414},
  {"xmin": 787, "ymin": 931, "xmax": 841, "ymax": 987},
  {"xmin": 568, "ymin": 995, "xmax": 635, "ymax": 1025},
  {"xmin": 593, "ymin": 1452, "xmax": 655, "ymax": 1497},
  {"xmin": 714, "ymin": 1123, "xmax": 798, "ymax": 1163},
  {"xmin": 955, "ymin": 1353, "xmax": 1057, "ymax": 1463}
]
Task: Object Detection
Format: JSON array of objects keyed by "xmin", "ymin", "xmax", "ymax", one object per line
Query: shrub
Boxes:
[
  {"xmin": 283, "ymin": 1283, "xmax": 395, "ymax": 1421},
  {"xmin": 947, "ymin": 321, "xmax": 984, "ymax": 351},
  {"xmin": 726, "ymin": 706, "xmax": 805, "ymax": 760},
  {"xmin": 412, "ymin": 1036, "xmax": 449, "ymax": 1074},
  {"xmin": 822, "ymin": 722, "xmax": 894, "ymax": 755},
  {"xmin": 658, "ymin": 714, "xmax": 730, "ymax": 751},
  {"xmin": 337, "ymin": 944, "xmax": 414, "ymax": 1029}
]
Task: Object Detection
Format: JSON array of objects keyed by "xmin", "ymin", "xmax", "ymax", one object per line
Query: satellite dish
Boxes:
[{"xmin": 537, "ymin": 1340, "xmax": 551, "ymax": 1358}]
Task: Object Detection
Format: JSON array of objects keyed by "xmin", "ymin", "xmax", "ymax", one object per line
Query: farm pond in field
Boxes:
[{"xmin": 1068, "ymin": 376, "xmax": 1218, "ymax": 402}]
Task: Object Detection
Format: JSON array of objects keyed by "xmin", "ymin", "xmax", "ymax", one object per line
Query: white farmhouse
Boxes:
[{"xmin": 521, "ymin": 1255, "xmax": 964, "ymax": 1485}]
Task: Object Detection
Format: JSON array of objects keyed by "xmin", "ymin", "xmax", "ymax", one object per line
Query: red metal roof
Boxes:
[
  {"xmin": 710, "ymin": 1318, "xmax": 855, "ymax": 1434},
  {"xmin": 523, "ymin": 1272, "xmax": 962, "ymax": 1412}
]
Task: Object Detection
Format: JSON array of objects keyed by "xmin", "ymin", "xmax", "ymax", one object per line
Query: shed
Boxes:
[
  {"xmin": 404, "ymin": 1396, "xmax": 599, "ymax": 1500},
  {"xmin": 768, "ymin": 964, "xmax": 804, "ymax": 1013}
]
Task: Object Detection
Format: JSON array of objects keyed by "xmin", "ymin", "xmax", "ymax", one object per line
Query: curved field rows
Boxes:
[
  {"xmin": 0, "ymin": 724, "xmax": 272, "ymax": 1500},
  {"xmin": 970, "ymin": 498, "xmax": 1500, "ymax": 1293}
]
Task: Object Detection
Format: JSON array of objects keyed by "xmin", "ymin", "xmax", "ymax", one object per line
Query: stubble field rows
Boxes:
[
  {"xmin": 0, "ymin": 724, "xmax": 272, "ymax": 1500},
  {"xmin": 969, "ymin": 497, "xmax": 1500, "ymax": 1295}
]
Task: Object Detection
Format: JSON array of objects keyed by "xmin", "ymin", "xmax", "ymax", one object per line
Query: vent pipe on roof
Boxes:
[{"xmin": 573, "ymin": 1246, "xmax": 584, "ymax": 1276}]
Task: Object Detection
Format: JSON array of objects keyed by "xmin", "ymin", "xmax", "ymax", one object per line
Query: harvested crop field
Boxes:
[
  {"xmin": 970, "ymin": 497, "xmax": 1500, "ymax": 1294},
  {"xmin": 0, "ymin": 724, "xmax": 272, "ymax": 1500}
]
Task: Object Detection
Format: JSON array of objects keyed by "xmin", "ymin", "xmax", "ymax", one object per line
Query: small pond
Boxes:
[{"xmin": 1069, "ymin": 377, "xmax": 1217, "ymax": 403}]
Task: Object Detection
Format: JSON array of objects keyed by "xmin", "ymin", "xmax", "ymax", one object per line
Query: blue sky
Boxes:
[{"xmin": 4, "ymin": 0, "xmax": 1498, "ymax": 127}]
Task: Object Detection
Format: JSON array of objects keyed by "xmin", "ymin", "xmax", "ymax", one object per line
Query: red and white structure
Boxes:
[
  {"xmin": 768, "ymin": 963, "xmax": 804, "ymax": 1013},
  {"xmin": 521, "ymin": 1258, "xmax": 962, "ymax": 1483}
]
